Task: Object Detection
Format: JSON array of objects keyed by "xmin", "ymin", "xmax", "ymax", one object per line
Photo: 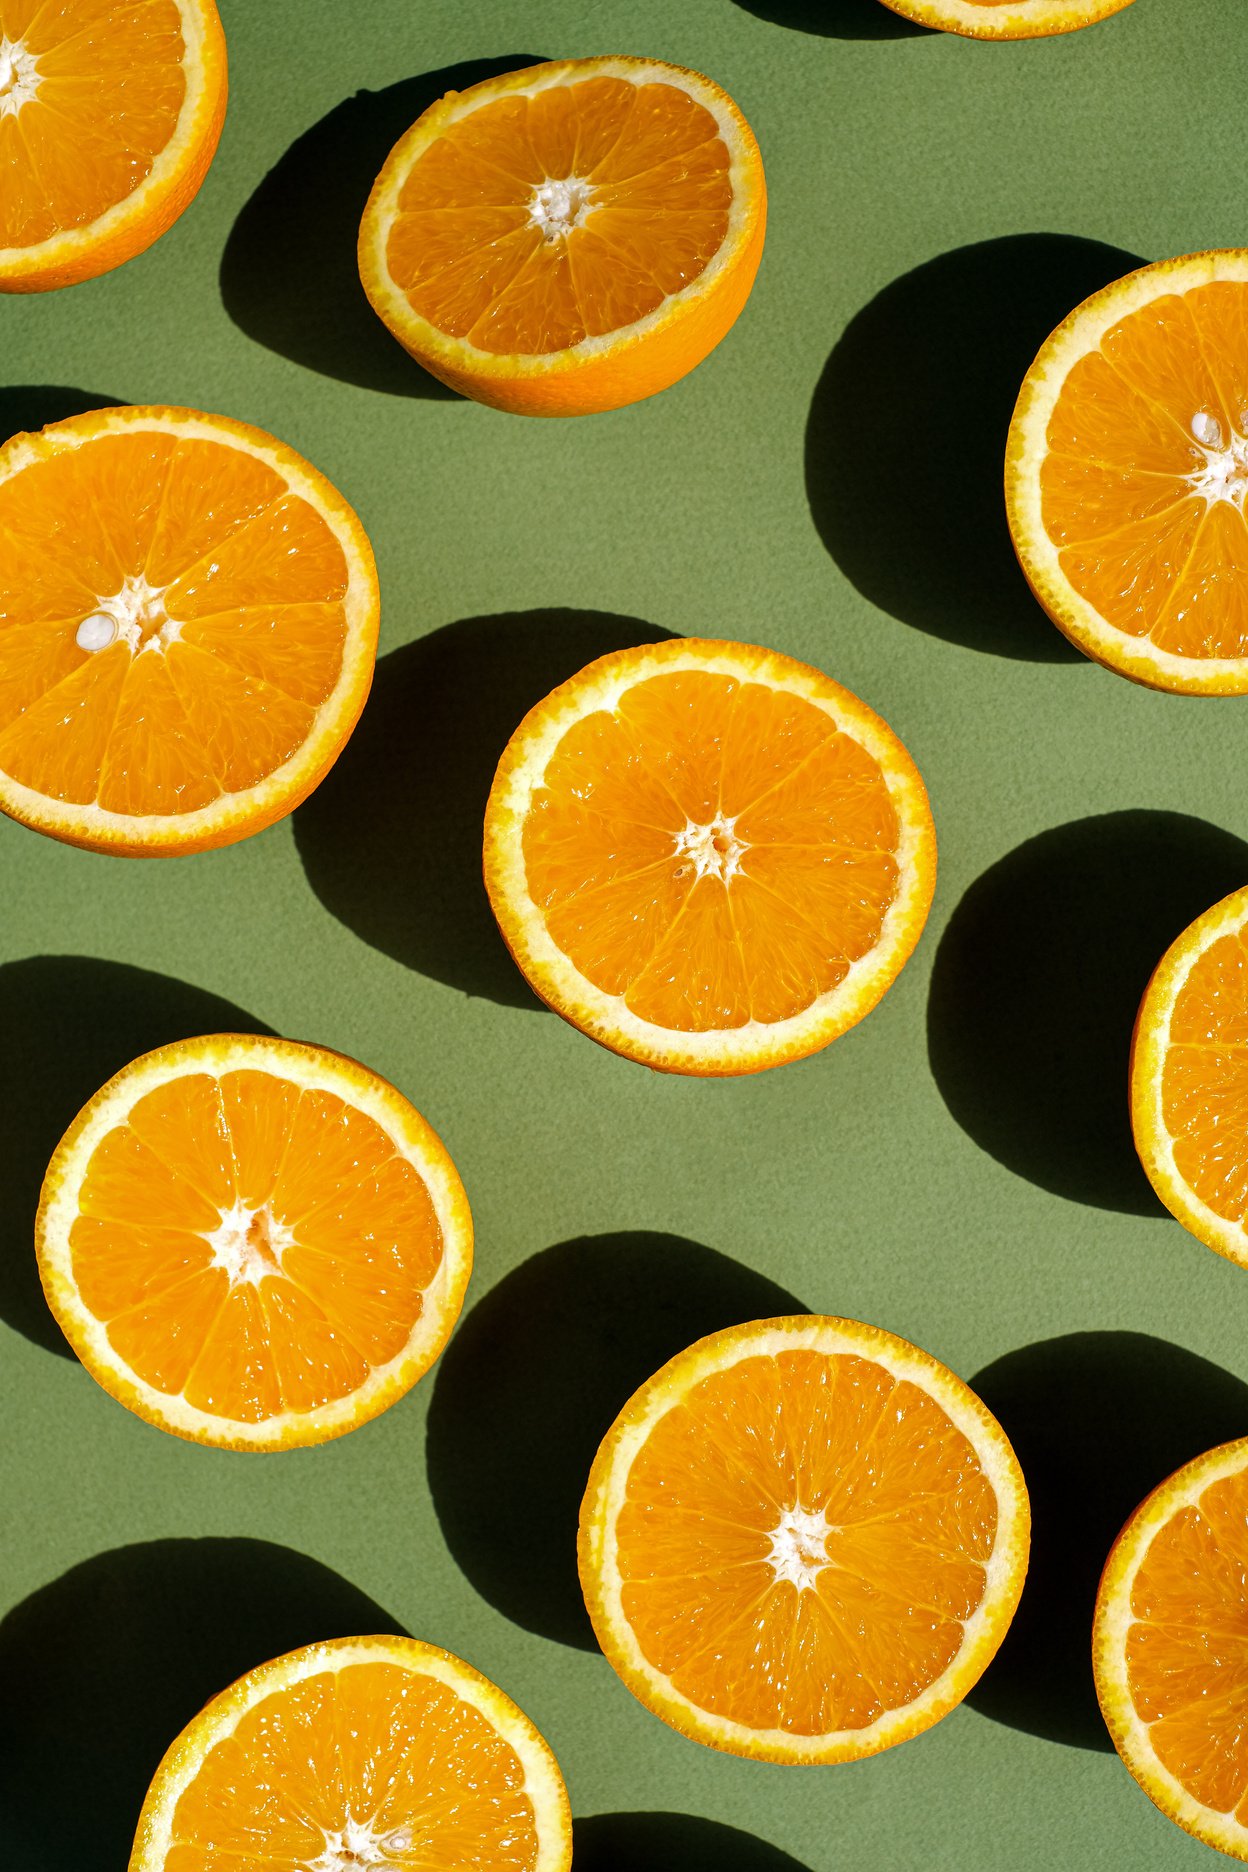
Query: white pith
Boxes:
[
  {"xmin": 303, "ymin": 1819, "xmax": 413, "ymax": 1871},
  {"xmin": 528, "ymin": 176, "xmax": 594, "ymax": 240},
  {"xmin": 1095, "ymin": 1439, "xmax": 1248, "ymax": 1860},
  {"xmin": 1187, "ymin": 410, "xmax": 1248, "ymax": 507},
  {"xmin": 128, "ymin": 1638, "xmax": 572, "ymax": 1872},
  {"xmin": 767, "ymin": 1504, "xmax": 833, "ymax": 1592},
  {"xmin": 37, "ymin": 1036, "xmax": 473, "ymax": 1450},
  {"xmin": 0, "ymin": 37, "xmax": 39, "ymax": 115},
  {"xmin": 673, "ymin": 811, "xmax": 746, "ymax": 884},
  {"xmin": 581, "ymin": 1318, "xmax": 1028, "ymax": 1763},
  {"xmin": 206, "ymin": 1200, "xmax": 296, "ymax": 1285},
  {"xmin": 81, "ymin": 572, "xmax": 183, "ymax": 656}
]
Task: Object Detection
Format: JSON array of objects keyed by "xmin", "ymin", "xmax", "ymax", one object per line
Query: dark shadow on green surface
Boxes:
[
  {"xmin": 0, "ymin": 957, "xmax": 272, "ymax": 1357},
  {"xmin": 927, "ymin": 812, "xmax": 1248, "ymax": 1212},
  {"xmin": 0, "ymin": 385, "xmax": 122, "ymax": 441},
  {"xmin": 969, "ymin": 1333, "xmax": 1248, "ymax": 1750},
  {"xmin": 806, "ymin": 235, "xmax": 1146, "ymax": 658},
  {"xmin": 427, "ymin": 1234, "xmax": 805, "ymax": 1647},
  {"xmin": 576, "ymin": 1813, "xmax": 813, "ymax": 1869},
  {"xmin": 0, "ymin": 1537, "xmax": 404, "ymax": 1868},
  {"xmin": 220, "ymin": 56, "xmax": 543, "ymax": 397},
  {"xmin": 733, "ymin": 0, "xmax": 930, "ymax": 36},
  {"xmin": 294, "ymin": 609, "xmax": 672, "ymax": 1006}
]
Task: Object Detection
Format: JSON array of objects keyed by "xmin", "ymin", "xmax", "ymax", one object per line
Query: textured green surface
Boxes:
[{"xmin": 2, "ymin": 0, "xmax": 1247, "ymax": 1865}]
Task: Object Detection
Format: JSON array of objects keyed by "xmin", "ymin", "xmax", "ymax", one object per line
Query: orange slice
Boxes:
[
  {"xmin": 129, "ymin": 1635, "xmax": 572, "ymax": 1872},
  {"xmin": 1095, "ymin": 1439, "xmax": 1248, "ymax": 1859},
  {"xmin": 879, "ymin": 0, "xmax": 1133, "ymax": 33},
  {"xmin": 483, "ymin": 638, "xmax": 935, "ymax": 1075},
  {"xmin": 579, "ymin": 1316, "xmax": 1029, "ymax": 1762},
  {"xmin": 1130, "ymin": 885, "xmax": 1248, "ymax": 1270},
  {"xmin": 36, "ymin": 1034, "xmax": 472, "ymax": 1450},
  {"xmin": 0, "ymin": 404, "xmax": 379, "ymax": 853},
  {"xmin": 1007, "ymin": 249, "xmax": 1248, "ymax": 692},
  {"xmin": 0, "ymin": 0, "xmax": 227, "ymax": 292},
  {"xmin": 358, "ymin": 57, "xmax": 766, "ymax": 416}
]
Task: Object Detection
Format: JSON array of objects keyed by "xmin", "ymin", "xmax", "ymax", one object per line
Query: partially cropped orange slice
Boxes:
[
  {"xmin": 130, "ymin": 1635, "xmax": 572, "ymax": 1871},
  {"xmin": 1008, "ymin": 250, "xmax": 1248, "ymax": 692},
  {"xmin": 579, "ymin": 1317, "xmax": 1029, "ymax": 1762},
  {"xmin": 358, "ymin": 57, "xmax": 766, "ymax": 416},
  {"xmin": 37, "ymin": 1034, "xmax": 472, "ymax": 1450},
  {"xmin": 484, "ymin": 638, "xmax": 935, "ymax": 1075},
  {"xmin": 1131, "ymin": 885, "xmax": 1248, "ymax": 1270},
  {"xmin": 1095, "ymin": 1439, "xmax": 1248, "ymax": 1859},
  {"xmin": 879, "ymin": 0, "xmax": 1134, "ymax": 34},
  {"xmin": 0, "ymin": 0, "xmax": 227, "ymax": 291},
  {"xmin": 0, "ymin": 405, "xmax": 378, "ymax": 853}
]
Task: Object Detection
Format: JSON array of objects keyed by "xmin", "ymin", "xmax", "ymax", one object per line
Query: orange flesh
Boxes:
[
  {"xmin": 70, "ymin": 1069, "xmax": 444, "ymax": 1423},
  {"xmin": 0, "ymin": 0, "xmax": 186, "ymax": 248},
  {"xmin": 1041, "ymin": 281, "xmax": 1248, "ymax": 657},
  {"xmin": 614, "ymin": 1350, "xmax": 997, "ymax": 1735},
  {"xmin": 387, "ymin": 76, "xmax": 733, "ymax": 355},
  {"xmin": 1160, "ymin": 929, "xmax": 1248, "ymax": 1226},
  {"xmin": 0, "ymin": 432, "xmax": 348, "ymax": 814},
  {"xmin": 164, "ymin": 1661, "xmax": 541, "ymax": 1869},
  {"xmin": 1126, "ymin": 1468, "xmax": 1248, "ymax": 1817},
  {"xmin": 521, "ymin": 671, "xmax": 901, "ymax": 1031}
]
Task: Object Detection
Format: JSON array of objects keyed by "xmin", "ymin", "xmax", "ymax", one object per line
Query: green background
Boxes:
[{"xmin": 2, "ymin": 0, "xmax": 1248, "ymax": 1865}]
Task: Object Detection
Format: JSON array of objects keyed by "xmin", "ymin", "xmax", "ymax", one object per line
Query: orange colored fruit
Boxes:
[
  {"xmin": 579, "ymin": 1317, "xmax": 1028, "ymax": 1762},
  {"xmin": 0, "ymin": 0, "xmax": 227, "ymax": 292},
  {"xmin": 483, "ymin": 638, "xmax": 935, "ymax": 1075},
  {"xmin": 358, "ymin": 57, "xmax": 766, "ymax": 416},
  {"xmin": 880, "ymin": 0, "xmax": 1134, "ymax": 34},
  {"xmin": 129, "ymin": 1635, "xmax": 572, "ymax": 1872},
  {"xmin": 1095, "ymin": 1438, "xmax": 1248, "ymax": 1859},
  {"xmin": 37, "ymin": 1034, "xmax": 472, "ymax": 1450},
  {"xmin": 1130, "ymin": 885, "xmax": 1248, "ymax": 1270},
  {"xmin": 0, "ymin": 404, "xmax": 379, "ymax": 854},
  {"xmin": 1008, "ymin": 250, "xmax": 1248, "ymax": 692}
]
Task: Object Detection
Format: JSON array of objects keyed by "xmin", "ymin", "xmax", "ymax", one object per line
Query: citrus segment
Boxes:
[
  {"xmin": 879, "ymin": 0, "xmax": 1134, "ymax": 35},
  {"xmin": 359, "ymin": 58, "xmax": 766, "ymax": 415},
  {"xmin": 0, "ymin": 0, "xmax": 227, "ymax": 290},
  {"xmin": 0, "ymin": 406, "xmax": 378, "ymax": 852},
  {"xmin": 1131, "ymin": 885, "xmax": 1248, "ymax": 1269},
  {"xmin": 579, "ymin": 1317, "xmax": 1028, "ymax": 1761},
  {"xmin": 1008, "ymin": 251, "xmax": 1248, "ymax": 690},
  {"xmin": 37, "ymin": 1034, "xmax": 472, "ymax": 1449},
  {"xmin": 484, "ymin": 638, "xmax": 935, "ymax": 1074},
  {"xmin": 129, "ymin": 1636, "xmax": 572, "ymax": 1872},
  {"xmin": 1095, "ymin": 1440, "xmax": 1248, "ymax": 1858}
]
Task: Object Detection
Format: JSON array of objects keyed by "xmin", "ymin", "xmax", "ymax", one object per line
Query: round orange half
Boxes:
[
  {"xmin": 580, "ymin": 1317, "xmax": 1028, "ymax": 1762},
  {"xmin": 358, "ymin": 57, "xmax": 766, "ymax": 416},
  {"xmin": 37, "ymin": 1034, "xmax": 472, "ymax": 1451},
  {"xmin": 1008, "ymin": 250, "xmax": 1248, "ymax": 692},
  {"xmin": 0, "ymin": 0, "xmax": 227, "ymax": 292},
  {"xmin": 1130, "ymin": 885, "xmax": 1248, "ymax": 1270},
  {"xmin": 129, "ymin": 1635, "xmax": 572, "ymax": 1872},
  {"xmin": 0, "ymin": 404, "xmax": 379, "ymax": 854},
  {"xmin": 1095, "ymin": 1439, "xmax": 1248, "ymax": 1859},
  {"xmin": 483, "ymin": 638, "xmax": 935, "ymax": 1075},
  {"xmin": 879, "ymin": 0, "xmax": 1134, "ymax": 34}
]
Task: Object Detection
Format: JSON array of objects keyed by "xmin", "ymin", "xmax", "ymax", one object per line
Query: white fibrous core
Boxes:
[
  {"xmin": 75, "ymin": 575, "xmax": 181, "ymax": 656},
  {"xmin": 302, "ymin": 1821, "xmax": 416, "ymax": 1871},
  {"xmin": 0, "ymin": 39, "xmax": 40, "ymax": 116},
  {"xmin": 673, "ymin": 812, "xmax": 748, "ymax": 884},
  {"xmin": 205, "ymin": 1202, "xmax": 296, "ymax": 1286},
  {"xmin": 528, "ymin": 176, "xmax": 595, "ymax": 240},
  {"xmin": 767, "ymin": 1504, "xmax": 832, "ymax": 1592},
  {"xmin": 1188, "ymin": 407, "xmax": 1248, "ymax": 508}
]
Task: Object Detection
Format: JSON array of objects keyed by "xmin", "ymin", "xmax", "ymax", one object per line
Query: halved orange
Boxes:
[
  {"xmin": 483, "ymin": 638, "xmax": 935, "ymax": 1075},
  {"xmin": 0, "ymin": 0, "xmax": 227, "ymax": 292},
  {"xmin": 1095, "ymin": 1438, "xmax": 1248, "ymax": 1859},
  {"xmin": 0, "ymin": 404, "xmax": 379, "ymax": 853},
  {"xmin": 1008, "ymin": 250, "xmax": 1248, "ymax": 692},
  {"xmin": 129, "ymin": 1635, "xmax": 572, "ymax": 1872},
  {"xmin": 37, "ymin": 1034, "xmax": 472, "ymax": 1450},
  {"xmin": 579, "ymin": 1317, "xmax": 1028, "ymax": 1762},
  {"xmin": 358, "ymin": 57, "xmax": 766, "ymax": 416},
  {"xmin": 879, "ymin": 0, "xmax": 1134, "ymax": 34},
  {"xmin": 1131, "ymin": 885, "xmax": 1248, "ymax": 1270}
]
